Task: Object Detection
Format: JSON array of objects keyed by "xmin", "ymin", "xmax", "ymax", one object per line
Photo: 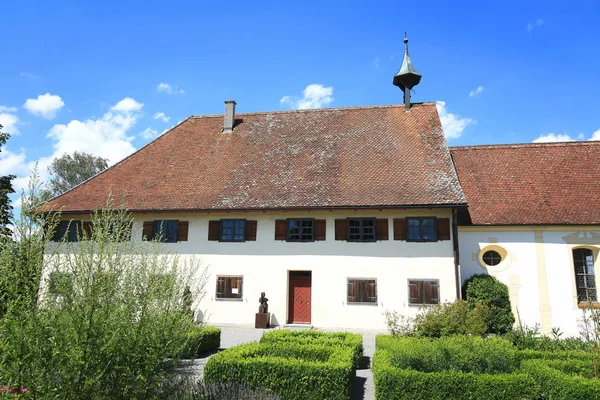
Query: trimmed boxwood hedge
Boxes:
[
  {"xmin": 260, "ymin": 330, "xmax": 363, "ymax": 369},
  {"xmin": 179, "ymin": 325, "xmax": 221, "ymax": 359},
  {"xmin": 204, "ymin": 342, "xmax": 355, "ymax": 400},
  {"xmin": 521, "ymin": 358, "xmax": 600, "ymax": 399}
]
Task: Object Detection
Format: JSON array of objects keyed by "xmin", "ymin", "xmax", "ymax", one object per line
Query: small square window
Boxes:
[
  {"xmin": 220, "ymin": 219, "xmax": 246, "ymax": 242},
  {"xmin": 216, "ymin": 276, "xmax": 243, "ymax": 300},
  {"xmin": 408, "ymin": 279, "xmax": 440, "ymax": 305},
  {"xmin": 287, "ymin": 219, "xmax": 314, "ymax": 242},
  {"xmin": 153, "ymin": 220, "xmax": 178, "ymax": 243},
  {"xmin": 347, "ymin": 218, "xmax": 376, "ymax": 242},
  {"xmin": 52, "ymin": 220, "xmax": 80, "ymax": 242},
  {"xmin": 347, "ymin": 278, "xmax": 377, "ymax": 304},
  {"xmin": 407, "ymin": 218, "xmax": 437, "ymax": 242}
]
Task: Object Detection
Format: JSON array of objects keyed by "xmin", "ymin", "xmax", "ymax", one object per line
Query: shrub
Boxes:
[
  {"xmin": 462, "ymin": 274, "xmax": 514, "ymax": 334},
  {"xmin": 260, "ymin": 330, "xmax": 363, "ymax": 369},
  {"xmin": 179, "ymin": 326, "xmax": 221, "ymax": 359},
  {"xmin": 373, "ymin": 349, "xmax": 535, "ymax": 400},
  {"xmin": 413, "ymin": 299, "xmax": 490, "ymax": 337},
  {"xmin": 159, "ymin": 379, "xmax": 280, "ymax": 400},
  {"xmin": 376, "ymin": 335, "xmax": 518, "ymax": 374},
  {"xmin": 521, "ymin": 359, "xmax": 600, "ymax": 399},
  {"xmin": 504, "ymin": 324, "xmax": 592, "ymax": 352},
  {"xmin": 204, "ymin": 342, "xmax": 354, "ymax": 400}
]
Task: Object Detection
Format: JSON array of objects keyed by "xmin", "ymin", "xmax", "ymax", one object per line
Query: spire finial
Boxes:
[
  {"xmin": 393, "ymin": 32, "xmax": 422, "ymax": 111},
  {"xmin": 404, "ymin": 32, "xmax": 408, "ymax": 45}
]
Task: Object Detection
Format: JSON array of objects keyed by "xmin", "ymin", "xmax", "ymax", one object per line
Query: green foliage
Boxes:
[
  {"xmin": 376, "ymin": 335, "xmax": 518, "ymax": 374},
  {"xmin": 179, "ymin": 326, "xmax": 221, "ymax": 359},
  {"xmin": 204, "ymin": 342, "xmax": 355, "ymax": 400},
  {"xmin": 159, "ymin": 379, "xmax": 281, "ymax": 400},
  {"xmin": 414, "ymin": 299, "xmax": 490, "ymax": 337},
  {"xmin": 44, "ymin": 151, "xmax": 109, "ymax": 197},
  {"xmin": 462, "ymin": 274, "xmax": 515, "ymax": 334},
  {"xmin": 259, "ymin": 330, "xmax": 363, "ymax": 369},
  {"xmin": 0, "ymin": 125, "xmax": 16, "ymax": 227},
  {"xmin": 521, "ymin": 359, "xmax": 600, "ymax": 399},
  {"xmin": 373, "ymin": 349, "xmax": 535, "ymax": 400},
  {"xmin": 504, "ymin": 324, "xmax": 592, "ymax": 352},
  {"xmin": 0, "ymin": 188, "xmax": 207, "ymax": 399}
]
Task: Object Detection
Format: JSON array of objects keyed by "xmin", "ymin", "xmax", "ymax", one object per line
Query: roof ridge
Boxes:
[
  {"xmin": 450, "ymin": 141, "xmax": 600, "ymax": 151},
  {"xmin": 190, "ymin": 102, "xmax": 437, "ymax": 119}
]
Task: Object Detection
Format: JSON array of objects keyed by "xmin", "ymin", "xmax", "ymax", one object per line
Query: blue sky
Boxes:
[{"xmin": 2, "ymin": 0, "xmax": 600, "ymax": 198}]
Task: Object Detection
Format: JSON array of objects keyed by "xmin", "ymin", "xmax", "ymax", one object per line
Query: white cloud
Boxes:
[
  {"xmin": 373, "ymin": 57, "xmax": 380, "ymax": 69},
  {"xmin": 532, "ymin": 133, "xmax": 575, "ymax": 143},
  {"xmin": 140, "ymin": 127, "xmax": 158, "ymax": 140},
  {"xmin": 157, "ymin": 83, "xmax": 185, "ymax": 94},
  {"xmin": 590, "ymin": 129, "xmax": 600, "ymax": 141},
  {"xmin": 469, "ymin": 85, "xmax": 484, "ymax": 98},
  {"xmin": 23, "ymin": 93, "xmax": 64, "ymax": 119},
  {"xmin": 20, "ymin": 72, "xmax": 39, "ymax": 79},
  {"xmin": 0, "ymin": 111, "xmax": 20, "ymax": 135},
  {"xmin": 280, "ymin": 84, "xmax": 334, "ymax": 110},
  {"xmin": 0, "ymin": 106, "xmax": 17, "ymax": 113},
  {"xmin": 527, "ymin": 19, "xmax": 544, "ymax": 31},
  {"xmin": 153, "ymin": 112, "xmax": 170, "ymax": 123},
  {"xmin": 110, "ymin": 97, "xmax": 143, "ymax": 112},
  {"xmin": 435, "ymin": 101, "xmax": 475, "ymax": 139}
]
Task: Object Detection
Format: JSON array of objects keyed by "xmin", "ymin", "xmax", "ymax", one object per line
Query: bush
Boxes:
[
  {"xmin": 413, "ymin": 299, "xmax": 490, "ymax": 337},
  {"xmin": 376, "ymin": 335, "xmax": 518, "ymax": 374},
  {"xmin": 517, "ymin": 348, "xmax": 596, "ymax": 362},
  {"xmin": 373, "ymin": 349, "xmax": 535, "ymax": 400},
  {"xmin": 462, "ymin": 274, "xmax": 514, "ymax": 334},
  {"xmin": 204, "ymin": 342, "xmax": 354, "ymax": 400},
  {"xmin": 504, "ymin": 325, "xmax": 593, "ymax": 352},
  {"xmin": 159, "ymin": 379, "xmax": 280, "ymax": 400},
  {"xmin": 260, "ymin": 330, "xmax": 363, "ymax": 369},
  {"xmin": 179, "ymin": 326, "xmax": 221, "ymax": 359},
  {"xmin": 521, "ymin": 359, "xmax": 600, "ymax": 399}
]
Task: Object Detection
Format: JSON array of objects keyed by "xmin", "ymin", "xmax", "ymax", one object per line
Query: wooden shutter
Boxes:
[
  {"xmin": 177, "ymin": 221, "xmax": 189, "ymax": 241},
  {"xmin": 216, "ymin": 277, "xmax": 225, "ymax": 298},
  {"xmin": 424, "ymin": 280, "xmax": 440, "ymax": 304},
  {"xmin": 82, "ymin": 221, "xmax": 93, "ymax": 239},
  {"xmin": 245, "ymin": 220, "xmax": 257, "ymax": 241},
  {"xmin": 393, "ymin": 218, "xmax": 407, "ymax": 241},
  {"xmin": 367, "ymin": 280, "xmax": 377, "ymax": 303},
  {"xmin": 274, "ymin": 219, "xmax": 287, "ymax": 240},
  {"xmin": 375, "ymin": 219, "xmax": 389, "ymax": 240},
  {"xmin": 314, "ymin": 219, "xmax": 326, "ymax": 241},
  {"xmin": 347, "ymin": 280, "xmax": 357, "ymax": 303},
  {"xmin": 437, "ymin": 218, "xmax": 451, "ymax": 241},
  {"xmin": 335, "ymin": 219, "xmax": 347, "ymax": 240},
  {"xmin": 408, "ymin": 280, "xmax": 423, "ymax": 304},
  {"xmin": 142, "ymin": 221, "xmax": 154, "ymax": 241},
  {"xmin": 208, "ymin": 220, "xmax": 220, "ymax": 241}
]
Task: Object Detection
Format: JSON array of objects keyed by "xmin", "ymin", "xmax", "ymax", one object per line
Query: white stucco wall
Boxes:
[
  {"xmin": 458, "ymin": 227, "xmax": 600, "ymax": 337},
  {"xmin": 119, "ymin": 208, "xmax": 458, "ymax": 330}
]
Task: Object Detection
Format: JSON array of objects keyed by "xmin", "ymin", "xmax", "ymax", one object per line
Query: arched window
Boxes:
[{"xmin": 573, "ymin": 248, "xmax": 597, "ymax": 303}]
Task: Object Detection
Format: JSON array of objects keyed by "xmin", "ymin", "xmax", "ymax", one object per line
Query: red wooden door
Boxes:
[{"xmin": 288, "ymin": 275, "xmax": 312, "ymax": 324}]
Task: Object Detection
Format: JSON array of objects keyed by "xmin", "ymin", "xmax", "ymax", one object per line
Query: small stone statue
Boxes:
[{"xmin": 258, "ymin": 292, "xmax": 269, "ymax": 314}]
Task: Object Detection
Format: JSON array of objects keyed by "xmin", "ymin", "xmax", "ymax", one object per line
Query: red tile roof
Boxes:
[
  {"xmin": 451, "ymin": 142, "xmax": 600, "ymax": 225},
  {"xmin": 42, "ymin": 103, "xmax": 466, "ymax": 213}
]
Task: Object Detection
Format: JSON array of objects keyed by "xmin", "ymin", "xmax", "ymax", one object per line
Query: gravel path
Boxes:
[{"xmin": 178, "ymin": 324, "xmax": 384, "ymax": 400}]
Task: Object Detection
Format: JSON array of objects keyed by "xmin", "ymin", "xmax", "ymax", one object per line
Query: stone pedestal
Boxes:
[{"xmin": 255, "ymin": 312, "xmax": 270, "ymax": 329}]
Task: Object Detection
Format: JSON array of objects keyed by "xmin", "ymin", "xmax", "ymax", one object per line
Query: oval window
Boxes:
[{"xmin": 482, "ymin": 250, "xmax": 502, "ymax": 266}]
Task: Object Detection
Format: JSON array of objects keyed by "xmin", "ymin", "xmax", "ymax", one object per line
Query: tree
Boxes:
[
  {"xmin": 462, "ymin": 274, "xmax": 515, "ymax": 334},
  {"xmin": 46, "ymin": 151, "xmax": 109, "ymax": 197},
  {"xmin": 0, "ymin": 124, "xmax": 16, "ymax": 227}
]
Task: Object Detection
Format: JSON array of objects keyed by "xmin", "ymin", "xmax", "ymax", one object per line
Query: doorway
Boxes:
[{"xmin": 288, "ymin": 271, "xmax": 312, "ymax": 324}]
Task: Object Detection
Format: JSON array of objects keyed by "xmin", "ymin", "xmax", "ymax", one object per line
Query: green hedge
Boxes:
[
  {"xmin": 375, "ymin": 335, "xmax": 518, "ymax": 374},
  {"xmin": 516, "ymin": 348, "xmax": 596, "ymax": 362},
  {"xmin": 179, "ymin": 326, "xmax": 221, "ymax": 359},
  {"xmin": 204, "ymin": 342, "xmax": 354, "ymax": 400},
  {"xmin": 521, "ymin": 359, "xmax": 600, "ymax": 399},
  {"xmin": 373, "ymin": 349, "xmax": 535, "ymax": 400},
  {"xmin": 260, "ymin": 330, "xmax": 363, "ymax": 369}
]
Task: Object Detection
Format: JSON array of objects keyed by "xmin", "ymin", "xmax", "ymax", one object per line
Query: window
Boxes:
[
  {"xmin": 482, "ymin": 250, "xmax": 502, "ymax": 266},
  {"xmin": 152, "ymin": 220, "xmax": 178, "ymax": 242},
  {"xmin": 51, "ymin": 220, "xmax": 80, "ymax": 242},
  {"xmin": 220, "ymin": 219, "xmax": 246, "ymax": 242},
  {"xmin": 347, "ymin": 279, "xmax": 377, "ymax": 304},
  {"xmin": 407, "ymin": 218, "xmax": 437, "ymax": 242},
  {"xmin": 573, "ymin": 248, "xmax": 597, "ymax": 303},
  {"xmin": 216, "ymin": 276, "xmax": 243, "ymax": 300},
  {"xmin": 408, "ymin": 279, "xmax": 439, "ymax": 305},
  {"xmin": 287, "ymin": 219, "xmax": 314, "ymax": 242},
  {"xmin": 347, "ymin": 218, "xmax": 376, "ymax": 242}
]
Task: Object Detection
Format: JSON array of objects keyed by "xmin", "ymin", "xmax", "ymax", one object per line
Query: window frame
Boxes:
[
  {"xmin": 347, "ymin": 278, "xmax": 378, "ymax": 305},
  {"xmin": 52, "ymin": 220, "xmax": 80, "ymax": 242},
  {"xmin": 573, "ymin": 248, "xmax": 597, "ymax": 304},
  {"xmin": 406, "ymin": 217, "xmax": 438, "ymax": 242},
  {"xmin": 219, "ymin": 219, "xmax": 246, "ymax": 242},
  {"xmin": 482, "ymin": 250, "xmax": 502, "ymax": 266},
  {"xmin": 346, "ymin": 218, "xmax": 377, "ymax": 242},
  {"xmin": 152, "ymin": 220, "xmax": 179, "ymax": 243},
  {"xmin": 408, "ymin": 279, "xmax": 440, "ymax": 306},
  {"xmin": 215, "ymin": 275, "xmax": 244, "ymax": 301},
  {"xmin": 286, "ymin": 218, "xmax": 315, "ymax": 242}
]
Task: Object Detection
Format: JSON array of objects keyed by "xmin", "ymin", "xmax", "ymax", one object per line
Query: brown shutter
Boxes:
[
  {"xmin": 216, "ymin": 277, "xmax": 225, "ymax": 298},
  {"xmin": 393, "ymin": 218, "xmax": 407, "ymax": 241},
  {"xmin": 314, "ymin": 219, "xmax": 326, "ymax": 241},
  {"xmin": 347, "ymin": 280, "xmax": 357, "ymax": 303},
  {"xmin": 208, "ymin": 221, "xmax": 220, "ymax": 241},
  {"xmin": 408, "ymin": 280, "xmax": 422, "ymax": 304},
  {"xmin": 274, "ymin": 219, "xmax": 287, "ymax": 240},
  {"xmin": 335, "ymin": 219, "xmax": 347, "ymax": 240},
  {"xmin": 245, "ymin": 220, "xmax": 257, "ymax": 241},
  {"xmin": 376, "ymin": 219, "xmax": 389, "ymax": 240},
  {"xmin": 437, "ymin": 218, "xmax": 450, "ymax": 241},
  {"xmin": 177, "ymin": 221, "xmax": 189, "ymax": 241},
  {"xmin": 82, "ymin": 221, "xmax": 93, "ymax": 239},
  {"xmin": 424, "ymin": 280, "xmax": 440, "ymax": 304},
  {"xmin": 143, "ymin": 221, "xmax": 154, "ymax": 241}
]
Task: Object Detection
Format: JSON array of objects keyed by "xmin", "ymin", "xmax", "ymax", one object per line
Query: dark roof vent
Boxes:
[
  {"xmin": 223, "ymin": 100, "xmax": 236, "ymax": 133},
  {"xmin": 393, "ymin": 33, "xmax": 422, "ymax": 111}
]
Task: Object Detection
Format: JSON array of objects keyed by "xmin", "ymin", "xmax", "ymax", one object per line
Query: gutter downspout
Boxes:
[{"xmin": 452, "ymin": 207, "xmax": 462, "ymax": 299}]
